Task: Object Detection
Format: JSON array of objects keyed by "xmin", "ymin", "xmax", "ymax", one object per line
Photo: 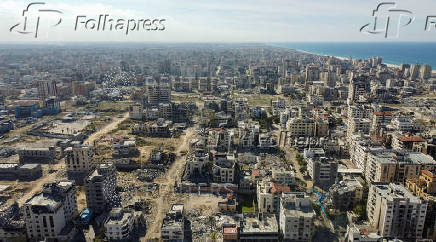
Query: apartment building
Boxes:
[
  {"xmin": 287, "ymin": 117, "xmax": 315, "ymax": 137},
  {"xmin": 184, "ymin": 148, "xmax": 210, "ymax": 179},
  {"xmin": 104, "ymin": 208, "xmax": 135, "ymax": 241},
  {"xmin": 279, "ymin": 193, "xmax": 315, "ymax": 241},
  {"xmin": 365, "ymin": 149, "xmax": 436, "ymax": 184},
  {"xmin": 239, "ymin": 213, "xmax": 279, "ymax": 241},
  {"xmin": 272, "ymin": 168, "xmax": 296, "ymax": 186},
  {"xmin": 129, "ymin": 103, "xmax": 143, "ymax": 120},
  {"xmin": 367, "ymin": 183, "xmax": 427, "ymax": 240},
  {"xmin": 238, "ymin": 120, "xmax": 260, "ymax": 148},
  {"xmin": 371, "ymin": 111, "xmax": 393, "ymax": 132},
  {"xmin": 65, "ymin": 143, "xmax": 95, "ymax": 174},
  {"xmin": 18, "ymin": 147, "xmax": 56, "ymax": 164},
  {"xmin": 257, "ymin": 179, "xmax": 290, "ymax": 214},
  {"xmin": 307, "ymin": 157, "xmax": 338, "ymax": 189},
  {"xmin": 24, "ymin": 181, "xmax": 77, "ymax": 241},
  {"xmin": 406, "ymin": 170, "xmax": 436, "ymax": 199},
  {"xmin": 146, "ymin": 81, "xmax": 171, "ymax": 106},
  {"xmin": 327, "ymin": 178, "xmax": 364, "ymax": 211},
  {"xmin": 85, "ymin": 163, "xmax": 120, "ymax": 214},
  {"xmin": 161, "ymin": 204, "xmax": 184, "ymax": 241},
  {"xmin": 349, "ymin": 134, "xmax": 383, "ymax": 172},
  {"xmin": 212, "ymin": 153, "xmax": 236, "ymax": 183}
]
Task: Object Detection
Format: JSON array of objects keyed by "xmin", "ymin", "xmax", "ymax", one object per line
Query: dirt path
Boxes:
[
  {"xmin": 142, "ymin": 127, "xmax": 196, "ymax": 241},
  {"xmin": 16, "ymin": 112, "xmax": 129, "ymax": 205},
  {"xmin": 84, "ymin": 112, "xmax": 129, "ymax": 145},
  {"xmin": 16, "ymin": 160, "xmax": 65, "ymax": 206}
]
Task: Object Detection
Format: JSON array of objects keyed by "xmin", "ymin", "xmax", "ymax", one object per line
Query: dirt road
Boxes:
[
  {"xmin": 143, "ymin": 127, "xmax": 196, "ymax": 241},
  {"xmin": 84, "ymin": 112, "xmax": 129, "ymax": 145},
  {"xmin": 16, "ymin": 112, "xmax": 129, "ymax": 205},
  {"xmin": 16, "ymin": 161, "xmax": 65, "ymax": 206}
]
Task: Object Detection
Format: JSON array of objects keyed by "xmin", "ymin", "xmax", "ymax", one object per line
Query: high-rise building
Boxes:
[
  {"xmin": 85, "ymin": 163, "xmax": 120, "ymax": 214},
  {"xmin": 24, "ymin": 181, "xmax": 77, "ymax": 241},
  {"xmin": 348, "ymin": 74, "xmax": 370, "ymax": 104},
  {"xmin": 321, "ymin": 71, "xmax": 336, "ymax": 88},
  {"xmin": 65, "ymin": 143, "xmax": 95, "ymax": 184},
  {"xmin": 146, "ymin": 80, "xmax": 171, "ymax": 106},
  {"xmin": 409, "ymin": 64, "xmax": 420, "ymax": 80},
  {"xmin": 420, "ymin": 64, "xmax": 432, "ymax": 80},
  {"xmin": 367, "ymin": 183, "xmax": 427, "ymax": 240},
  {"xmin": 37, "ymin": 80, "xmax": 57, "ymax": 100},
  {"xmin": 305, "ymin": 65, "xmax": 320, "ymax": 87}
]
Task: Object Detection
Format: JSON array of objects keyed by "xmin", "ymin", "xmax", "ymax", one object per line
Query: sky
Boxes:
[{"xmin": 1, "ymin": 0, "xmax": 436, "ymax": 43}]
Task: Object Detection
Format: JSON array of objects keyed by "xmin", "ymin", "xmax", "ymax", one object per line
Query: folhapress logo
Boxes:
[
  {"xmin": 9, "ymin": 2, "xmax": 63, "ymax": 38},
  {"xmin": 360, "ymin": 2, "xmax": 414, "ymax": 38},
  {"xmin": 10, "ymin": 2, "xmax": 167, "ymax": 39}
]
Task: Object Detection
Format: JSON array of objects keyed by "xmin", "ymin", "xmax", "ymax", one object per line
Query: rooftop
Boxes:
[
  {"xmin": 281, "ymin": 193, "xmax": 315, "ymax": 218},
  {"xmin": 374, "ymin": 183, "xmax": 422, "ymax": 203},
  {"xmin": 241, "ymin": 213, "xmax": 278, "ymax": 234}
]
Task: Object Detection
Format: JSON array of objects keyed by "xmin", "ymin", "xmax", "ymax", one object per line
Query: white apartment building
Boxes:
[
  {"xmin": 347, "ymin": 118, "xmax": 371, "ymax": 140},
  {"xmin": 212, "ymin": 154, "xmax": 235, "ymax": 183},
  {"xmin": 65, "ymin": 143, "xmax": 95, "ymax": 173},
  {"xmin": 238, "ymin": 120, "xmax": 260, "ymax": 148},
  {"xmin": 279, "ymin": 193, "xmax": 315, "ymax": 241},
  {"xmin": 287, "ymin": 118, "xmax": 315, "ymax": 137},
  {"xmin": 389, "ymin": 117, "xmax": 414, "ymax": 132},
  {"xmin": 272, "ymin": 167, "xmax": 296, "ymax": 186},
  {"xmin": 257, "ymin": 179, "xmax": 290, "ymax": 214},
  {"xmin": 365, "ymin": 149, "xmax": 436, "ymax": 184},
  {"xmin": 185, "ymin": 149, "xmax": 210, "ymax": 178},
  {"xmin": 104, "ymin": 208, "xmax": 135, "ymax": 241},
  {"xmin": 367, "ymin": 183, "xmax": 427, "ymax": 239},
  {"xmin": 349, "ymin": 134, "xmax": 383, "ymax": 172},
  {"xmin": 24, "ymin": 181, "xmax": 77, "ymax": 241}
]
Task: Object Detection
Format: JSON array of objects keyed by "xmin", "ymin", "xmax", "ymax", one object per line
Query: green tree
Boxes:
[{"xmin": 353, "ymin": 204, "xmax": 367, "ymax": 220}]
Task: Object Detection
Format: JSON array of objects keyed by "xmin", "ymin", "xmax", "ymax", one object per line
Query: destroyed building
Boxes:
[{"xmin": 85, "ymin": 163, "xmax": 121, "ymax": 214}]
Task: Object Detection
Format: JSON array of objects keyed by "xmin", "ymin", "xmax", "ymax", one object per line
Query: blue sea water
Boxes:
[{"xmin": 270, "ymin": 42, "xmax": 436, "ymax": 69}]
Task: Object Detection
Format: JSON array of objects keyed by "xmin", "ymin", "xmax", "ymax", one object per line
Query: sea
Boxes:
[{"xmin": 270, "ymin": 42, "xmax": 436, "ymax": 69}]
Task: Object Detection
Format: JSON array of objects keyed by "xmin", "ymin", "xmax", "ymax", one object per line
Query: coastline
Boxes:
[
  {"xmin": 272, "ymin": 43, "xmax": 436, "ymax": 74},
  {"xmin": 294, "ymin": 48, "xmax": 403, "ymax": 70}
]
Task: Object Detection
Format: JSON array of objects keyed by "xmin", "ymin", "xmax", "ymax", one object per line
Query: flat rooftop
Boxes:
[{"xmin": 241, "ymin": 214, "xmax": 278, "ymax": 233}]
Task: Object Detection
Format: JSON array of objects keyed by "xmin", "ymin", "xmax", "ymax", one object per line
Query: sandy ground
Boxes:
[
  {"xmin": 142, "ymin": 127, "xmax": 196, "ymax": 241},
  {"xmin": 4, "ymin": 112, "xmax": 129, "ymax": 206},
  {"xmin": 84, "ymin": 112, "xmax": 129, "ymax": 145}
]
